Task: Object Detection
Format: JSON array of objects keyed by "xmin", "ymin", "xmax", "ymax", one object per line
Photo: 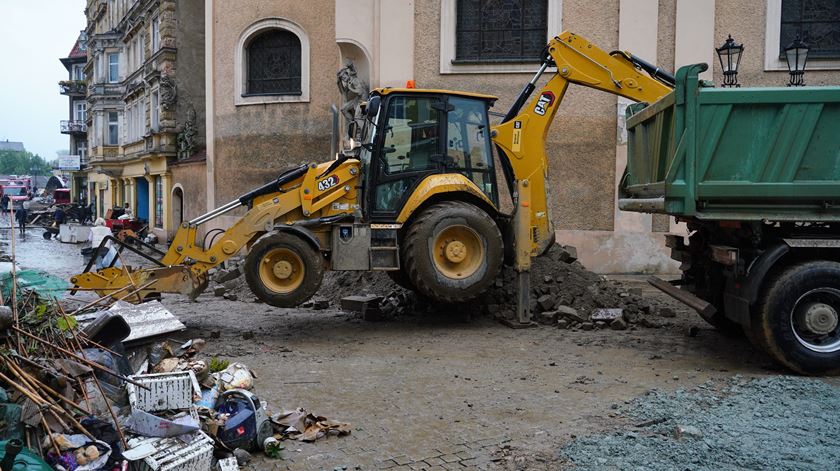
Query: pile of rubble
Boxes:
[
  {"xmin": 0, "ymin": 275, "xmax": 350, "ymax": 469},
  {"xmin": 484, "ymin": 244, "xmax": 671, "ymax": 330},
  {"xmin": 213, "ymin": 243, "xmax": 672, "ymax": 331}
]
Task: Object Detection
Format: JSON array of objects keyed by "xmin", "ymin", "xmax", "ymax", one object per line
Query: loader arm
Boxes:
[
  {"xmin": 490, "ymin": 31, "xmax": 674, "ymax": 323},
  {"xmin": 70, "ymin": 160, "xmax": 360, "ymax": 300}
]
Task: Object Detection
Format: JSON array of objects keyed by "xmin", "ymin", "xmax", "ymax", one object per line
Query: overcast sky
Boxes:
[{"xmin": 0, "ymin": 0, "xmax": 87, "ymax": 160}]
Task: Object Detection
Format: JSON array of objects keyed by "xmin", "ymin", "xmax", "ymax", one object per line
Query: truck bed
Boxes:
[{"xmin": 620, "ymin": 63, "xmax": 840, "ymax": 221}]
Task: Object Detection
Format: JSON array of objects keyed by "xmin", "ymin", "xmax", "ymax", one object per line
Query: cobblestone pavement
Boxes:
[
  {"xmin": 164, "ymin": 280, "xmax": 773, "ymax": 470},
  {"xmin": 3, "ymin": 232, "xmax": 777, "ymax": 470}
]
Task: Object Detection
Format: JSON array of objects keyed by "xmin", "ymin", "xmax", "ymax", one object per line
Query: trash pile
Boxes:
[{"xmin": 0, "ymin": 279, "xmax": 350, "ymax": 470}]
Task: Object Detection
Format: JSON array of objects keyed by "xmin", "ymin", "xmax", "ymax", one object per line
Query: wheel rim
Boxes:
[
  {"xmin": 432, "ymin": 225, "xmax": 484, "ymax": 280},
  {"xmin": 258, "ymin": 247, "xmax": 305, "ymax": 294},
  {"xmin": 790, "ymin": 288, "xmax": 840, "ymax": 353}
]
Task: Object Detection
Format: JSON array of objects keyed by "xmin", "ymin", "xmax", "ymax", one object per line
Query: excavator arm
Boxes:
[{"xmin": 490, "ymin": 31, "xmax": 674, "ymax": 323}]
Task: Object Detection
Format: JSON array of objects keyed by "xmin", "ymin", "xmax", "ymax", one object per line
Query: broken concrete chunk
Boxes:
[
  {"xmin": 557, "ymin": 245, "xmax": 578, "ymax": 263},
  {"xmin": 580, "ymin": 322, "xmax": 594, "ymax": 331},
  {"xmin": 673, "ymin": 424, "xmax": 703, "ymax": 440},
  {"xmin": 537, "ymin": 294, "xmax": 556, "ymax": 312},
  {"xmin": 214, "ymin": 286, "xmax": 226, "ymax": 297},
  {"xmin": 556, "ymin": 305, "xmax": 585, "ymax": 323},
  {"xmin": 610, "ymin": 318, "xmax": 628, "ymax": 330},
  {"xmin": 591, "ymin": 308, "xmax": 624, "ymax": 322},
  {"xmin": 340, "ymin": 295, "xmax": 384, "ymax": 313},
  {"xmin": 312, "ymin": 299, "xmax": 330, "ymax": 310},
  {"xmin": 537, "ymin": 310, "xmax": 559, "ymax": 325},
  {"xmin": 659, "ymin": 307, "xmax": 677, "ymax": 318}
]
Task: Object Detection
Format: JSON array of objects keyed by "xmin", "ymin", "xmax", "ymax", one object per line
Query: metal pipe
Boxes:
[
  {"xmin": 503, "ymin": 61, "xmax": 549, "ymax": 122},
  {"xmin": 648, "ymin": 276, "xmax": 717, "ymax": 320},
  {"xmin": 330, "ymin": 104, "xmax": 339, "ymax": 159},
  {"xmin": 189, "ymin": 199, "xmax": 242, "ymax": 226}
]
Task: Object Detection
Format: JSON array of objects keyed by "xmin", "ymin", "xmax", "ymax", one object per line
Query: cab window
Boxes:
[
  {"xmin": 374, "ymin": 96, "xmax": 442, "ymax": 212},
  {"xmin": 381, "ymin": 97, "xmax": 440, "ymax": 174},
  {"xmin": 447, "ymin": 97, "xmax": 495, "ymax": 200}
]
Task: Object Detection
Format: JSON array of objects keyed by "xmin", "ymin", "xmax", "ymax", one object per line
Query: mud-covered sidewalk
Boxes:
[{"xmin": 4, "ymin": 226, "xmax": 838, "ymax": 470}]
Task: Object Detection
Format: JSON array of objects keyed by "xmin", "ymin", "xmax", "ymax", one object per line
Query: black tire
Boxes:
[
  {"xmin": 751, "ymin": 261, "xmax": 840, "ymax": 375},
  {"xmin": 386, "ymin": 270, "xmax": 415, "ymax": 291},
  {"xmin": 703, "ymin": 311, "xmax": 746, "ymax": 337},
  {"xmin": 403, "ymin": 201, "xmax": 503, "ymax": 303},
  {"xmin": 244, "ymin": 233, "xmax": 324, "ymax": 308}
]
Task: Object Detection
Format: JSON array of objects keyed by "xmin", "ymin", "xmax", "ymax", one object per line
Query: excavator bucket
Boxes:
[{"xmin": 71, "ymin": 265, "xmax": 207, "ymax": 303}]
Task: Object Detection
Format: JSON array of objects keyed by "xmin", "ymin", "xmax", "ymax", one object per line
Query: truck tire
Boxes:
[
  {"xmin": 403, "ymin": 201, "xmax": 502, "ymax": 303},
  {"xmin": 751, "ymin": 261, "xmax": 840, "ymax": 375},
  {"xmin": 244, "ymin": 233, "xmax": 324, "ymax": 308}
]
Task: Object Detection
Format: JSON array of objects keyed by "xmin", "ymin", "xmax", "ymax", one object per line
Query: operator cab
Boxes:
[{"xmin": 357, "ymin": 88, "xmax": 500, "ymax": 222}]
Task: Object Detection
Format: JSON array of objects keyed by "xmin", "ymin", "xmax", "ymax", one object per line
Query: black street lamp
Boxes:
[
  {"xmin": 716, "ymin": 34, "xmax": 744, "ymax": 88},
  {"xmin": 785, "ymin": 35, "xmax": 810, "ymax": 86}
]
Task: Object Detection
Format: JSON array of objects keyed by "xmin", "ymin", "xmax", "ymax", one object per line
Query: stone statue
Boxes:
[
  {"xmin": 337, "ymin": 60, "xmax": 368, "ymax": 131},
  {"xmin": 177, "ymin": 107, "xmax": 198, "ymax": 160},
  {"xmin": 159, "ymin": 74, "xmax": 177, "ymax": 111}
]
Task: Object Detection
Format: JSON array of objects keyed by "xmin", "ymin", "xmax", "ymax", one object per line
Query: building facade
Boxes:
[
  {"xmin": 204, "ymin": 0, "xmax": 839, "ymax": 273},
  {"xmin": 83, "ymin": 0, "xmax": 205, "ymax": 240},
  {"xmin": 59, "ymin": 33, "xmax": 89, "ymax": 199}
]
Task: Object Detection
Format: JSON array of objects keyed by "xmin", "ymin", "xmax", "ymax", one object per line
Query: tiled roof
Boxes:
[{"xmin": 68, "ymin": 36, "xmax": 86, "ymax": 58}]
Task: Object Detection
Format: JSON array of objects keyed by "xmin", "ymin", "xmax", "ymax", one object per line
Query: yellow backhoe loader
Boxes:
[{"xmin": 70, "ymin": 31, "xmax": 674, "ymax": 323}]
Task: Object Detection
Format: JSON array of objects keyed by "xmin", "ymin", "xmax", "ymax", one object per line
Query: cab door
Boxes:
[{"xmin": 367, "ymin": 94, "xmax": 446, "ymax": 221}]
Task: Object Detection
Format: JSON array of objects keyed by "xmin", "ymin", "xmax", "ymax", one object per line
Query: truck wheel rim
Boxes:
[
  {"xmin": 790, "ymin": 288, "xmax": 840, "ymax": 353},
  {"xmin": 432, "ymin": 225, "xmax": 484, "ymax": 280},
  {"xmin": 259, "ymin": 248, "xmax": 304, "ymax": 294}
]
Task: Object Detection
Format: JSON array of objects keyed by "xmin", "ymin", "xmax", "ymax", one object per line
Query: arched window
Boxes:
[
  {"xmin": 247, "ymin": 30, "xmax": 302, "ymax": 96},
  {"xmin": 236, "ymin": 18, "xmax": 311, "ymax": 105}
]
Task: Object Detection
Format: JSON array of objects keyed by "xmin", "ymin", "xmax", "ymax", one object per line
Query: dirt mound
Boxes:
[
  {"xmin": 314, "ymin": 243, "xmax": 669, "ymax": 329},
  {"xmin": 485, "ymin": 244, "xmax": 667, "ymax": 328}
]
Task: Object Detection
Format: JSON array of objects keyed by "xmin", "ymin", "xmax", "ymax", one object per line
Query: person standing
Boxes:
[
  {"xmin": 15, "ymin": 201, "xmax": 28, "ymax": 235},
  {"xmin": 0, "ymin": 194, "xmax": 8, "ymax": 218}
]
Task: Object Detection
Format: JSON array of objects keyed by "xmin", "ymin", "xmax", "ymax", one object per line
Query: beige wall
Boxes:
[
  {"xmin": 209, "ymin": 0, "xmax": 338, "ymax": 211},
  {"xmin": 415, "ymin": 0, "xmax": 621, "ymax": 231},
  {"xmin": 170, "ymin": 161, "xmax": 206, "ymax": 226}
]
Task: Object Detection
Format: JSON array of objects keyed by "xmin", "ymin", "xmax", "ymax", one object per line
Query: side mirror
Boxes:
[{"xmin": 366, "ymin": 96, "xmax": 381, "ymax": 120}]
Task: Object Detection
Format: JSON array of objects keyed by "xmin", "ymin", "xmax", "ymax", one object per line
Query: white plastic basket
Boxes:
[
  {"xmin": 127, "ymin": 371, "xmax": 200, "ymax": 412},
  {"xmin": 127, "ymin": 432, "xmax": 214, "ymax": 471}
]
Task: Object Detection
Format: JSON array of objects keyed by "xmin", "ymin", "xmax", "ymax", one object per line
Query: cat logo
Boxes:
[{"xmin": 534, "ymin": 92, "xmax": 556, "ymax": 116}]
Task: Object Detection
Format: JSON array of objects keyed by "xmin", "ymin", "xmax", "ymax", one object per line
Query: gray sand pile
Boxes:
[{"xmin": 560, "ymin": 375, "xmax": 840, "ymax": 470}]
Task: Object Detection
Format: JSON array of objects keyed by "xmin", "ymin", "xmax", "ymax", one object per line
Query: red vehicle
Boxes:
[
  {"xmin": 53, "ymin": 189, "xmax": 71, "ymax": 205},
  {"xmin": 2, "ymin": 186, "xmax": 29, "ymax": 208}
]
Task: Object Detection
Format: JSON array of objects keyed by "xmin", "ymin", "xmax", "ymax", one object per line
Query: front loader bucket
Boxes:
[{"xmin": 70, "ymin": 234, "xmax": 207, "ymax": 304}]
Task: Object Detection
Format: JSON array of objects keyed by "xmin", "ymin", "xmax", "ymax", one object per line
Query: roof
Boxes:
[
  {"xmin": 373, "ymin": 88, "xmax": 498, "ymax": 102},
  {"xmin": 0, "ymin": 141, "xmax": 25, "ymax": 152},
  {"xmin": 68, "ymin": 37, "xmax": 86, "ymax": 59}
]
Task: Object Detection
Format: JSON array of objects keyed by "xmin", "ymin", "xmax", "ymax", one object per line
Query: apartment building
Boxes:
[
  {"xmin": 59, "ymin": 33, "xmax": 89, "ymax": 199},
  {"xmin": 83, "ymin": 0, "xmax": 205, "ymax": 240}
]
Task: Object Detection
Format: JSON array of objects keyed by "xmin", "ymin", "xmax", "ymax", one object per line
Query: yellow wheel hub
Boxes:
[
  {"xmin": 259, "ymin": 248, "xmax": 305, "ymax": 294},
  {"xmin": 432, "ymin": 225, "xmax": 484, "ymax": 280}
]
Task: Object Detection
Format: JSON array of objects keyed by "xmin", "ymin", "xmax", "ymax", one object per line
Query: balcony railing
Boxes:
[
  {"xmin": 60, "ymin": 120, "xmax": 88, "ymax": 134},
  {"xmin": 59, "ymin": 80, "xmax": 87, "ymax": 96}
]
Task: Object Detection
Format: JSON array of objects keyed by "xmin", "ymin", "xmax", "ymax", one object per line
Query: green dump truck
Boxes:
[{"xmin": 621, "ymin": 63, "xmax": 840, "ymax": 375}]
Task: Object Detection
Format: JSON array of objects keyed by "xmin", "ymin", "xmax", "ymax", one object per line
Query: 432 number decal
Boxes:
[{"xmin": 317, "ymin": 175, "xmax": 340, "ymax": 191}]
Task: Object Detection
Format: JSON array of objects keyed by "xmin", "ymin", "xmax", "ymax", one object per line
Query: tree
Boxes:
[{"xmin": 0, "ymin": 150, "xmax": 53, "ymax": 175}]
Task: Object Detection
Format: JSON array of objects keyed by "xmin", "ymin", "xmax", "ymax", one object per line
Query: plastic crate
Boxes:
[
  {"xmin": 127, "ymin": 431, "xmax": 214, "ymax": 471},
  {"xmin": 127, "ymin": 371, "xmax": 200, "ymax": 413}
]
